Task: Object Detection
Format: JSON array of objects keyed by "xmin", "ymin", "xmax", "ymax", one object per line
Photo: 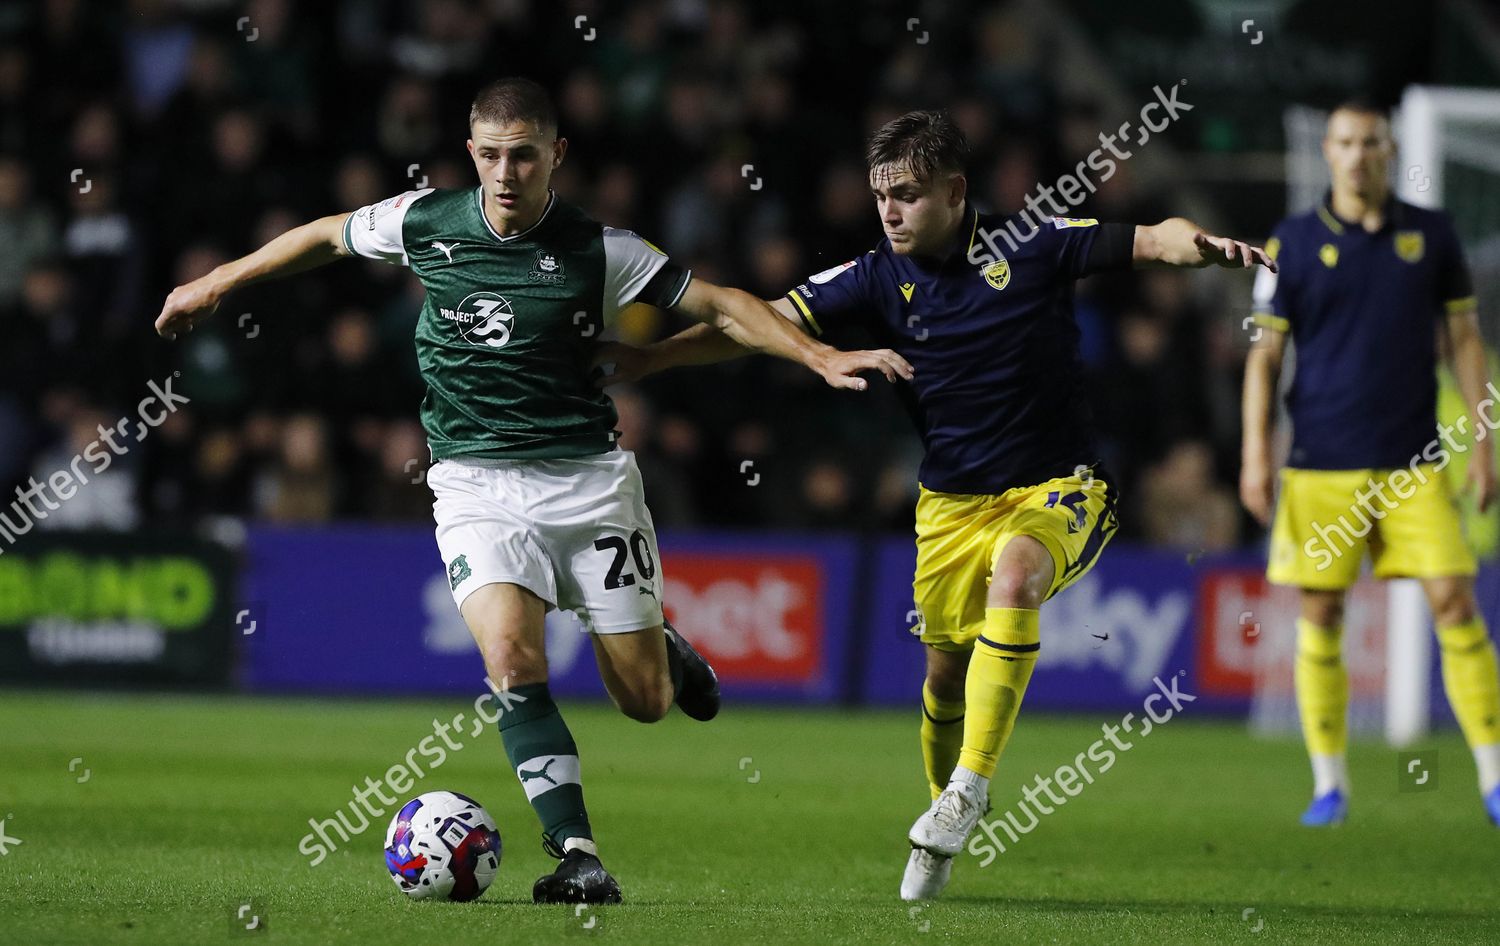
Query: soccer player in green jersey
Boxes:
[{"xmin": 154, "ymin": 77, "xmax": 912, "ymax": 904}]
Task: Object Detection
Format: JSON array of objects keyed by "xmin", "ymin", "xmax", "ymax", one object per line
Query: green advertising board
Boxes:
[{"xmin": 0, "ymin": 531, "xmax": 237, "ymax": 686}]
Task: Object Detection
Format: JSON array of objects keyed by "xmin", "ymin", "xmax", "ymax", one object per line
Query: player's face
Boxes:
[
  {"xmin": 869, "ymin": 164, "xmax": 965, "ymax": 257},
  {"xmin": 1323, "ymin": 110, "xmax": 1393, "ymax": 198},
  {"xmin": 467, "ymin": 119, "xmax": 567, "ymax": 229}
]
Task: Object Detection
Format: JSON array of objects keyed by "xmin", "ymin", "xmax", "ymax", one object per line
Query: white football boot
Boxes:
[
  {"xmin": 900, "ymin": 846, "xmax": 953, "ymax": 901},
  {"xmin": 907, "ymin": 780, "xmax": 984, "ymax": 857}
]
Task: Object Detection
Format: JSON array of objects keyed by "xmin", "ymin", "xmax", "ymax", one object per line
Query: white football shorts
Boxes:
[{"xmin": 429, "ymin": 450, "xmax": 665, "ymax": 634}]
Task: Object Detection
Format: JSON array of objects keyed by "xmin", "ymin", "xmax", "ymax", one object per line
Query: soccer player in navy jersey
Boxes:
[
  {"xmin": 1241, "ymin": 98, "xmax": 1500, "ymax": 828},
  {"xmin": 599, "ymin": 110, "xmax": 1274, "ymax": 899}
]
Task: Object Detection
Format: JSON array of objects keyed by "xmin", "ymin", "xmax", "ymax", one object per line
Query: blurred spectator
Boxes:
[
  {"xmin": 0, "ymin": 0, "xmax": 1264, "ymax": 545},
  {"xmin": 120, "ymin": 0, "xmax": 195, "ymax": 117},
  {"xmin": 63, "ymin": 174, "xmax": 145, "ymax": 338},
  {"xmin": 32, "ymin": 405, "xmax": 141, "ymax": 532},
  {"xmin": 0, "ymin": 158, "xmax": 58, "ymax": 304},
  {"xmin": 368, "ymin": 420, "xmax": 436, "ymax": 522},
  {"xmin": 258, "ymin": 414, "xmax": 336, "ymax": 522},
  {"xmin": 796, "ymin": 457, "xmax": 860, "ymax": 531},
  {"xmin": 1138, "ymin": 440, "xmax": 1240, "ymax": 551},
  {"xmin": 189, "ymin": 426, "xmax": 254, "ymax": 519}
]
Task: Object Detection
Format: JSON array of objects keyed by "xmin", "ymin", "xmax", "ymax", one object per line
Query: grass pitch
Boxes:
[{"xmin": 1, "ymin": 692, "xmax": 1497, "ymax": 944}]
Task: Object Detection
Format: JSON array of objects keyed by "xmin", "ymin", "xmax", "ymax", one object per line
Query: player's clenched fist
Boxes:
[{"xmin": 155, "ymin": 277, "xmax": 223, "ymax": 340}]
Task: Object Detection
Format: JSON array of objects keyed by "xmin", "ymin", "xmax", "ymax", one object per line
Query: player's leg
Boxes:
[
  {"xmin": 458, "ymin": 581, "xmax": 620, "ymax": 902},
  {"xmin": 909, "ymin": 535, "xmax": 1054, "ymax": 857},
  {"xmin": 902, "ymin": 487, "xmax": 990, "ymax": 899},
  {"xmin": 1265, "ymin": 467, "xmax": 1368, "ymax": 824},
  {"xmin": 908, "ymin": 471, "xmax": 1115, "ymax": 864},
  {"xmin": 1367, "ymin": 463, "xmax": 1499, "ymax": 820},
  {"xmin": 558, "ymin": 453, "xmax": 720, "ymax": 723},
  {"xmin": 431, "ymin": 458, "xmax": 622, "ymax": 903},
  {"xmin": 585, "ymin": 615, "xmax": 719, "ymax": 723},
  {"xmin": 1420, "ymin": 574, "xmax": 1500, "ymax": 820},
  {"xmin": 901, "ymin": 644, "xmax": 968, "ymax": 901},
  {"xmin": 920, "ymin": 645, "xmax": 970, "ymax": 800},
  {"xmin": 957, "ymin": 536, "xmax": 1051, "ymax": 784},
  {"xmin": 590, "ymin": 624, "xmax": 673, "ymax": 723},
  {"xmin": 1294, "ymin": 587, "xmax": 1351, "ymax": 826}
]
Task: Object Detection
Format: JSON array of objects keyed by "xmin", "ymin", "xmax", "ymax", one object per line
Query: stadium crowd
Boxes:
[{"xmin": 1, "ymin": 0, "xmax": 1251, "ymax": 548}]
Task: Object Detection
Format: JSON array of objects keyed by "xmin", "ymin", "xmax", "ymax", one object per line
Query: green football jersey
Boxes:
[{"xmin": 343, "ymin": 187, "xmax": 691, "ymax": 460}]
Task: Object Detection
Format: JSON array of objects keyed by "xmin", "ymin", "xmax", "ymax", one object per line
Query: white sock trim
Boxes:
[
  {"xmin": 1310, "ymin": 753, "xmax": 1349, "ymax": 796},
  {"xmin": 1473, "ymin": 743, "xmax": 1500, "ymax": 795},
  {"xmin": 562, "ymin": 837, "xmax": 598, "ymax": 857},
  {"xmin": 949, "ymin": 765, "xmax": 990, "ymax": 797}
]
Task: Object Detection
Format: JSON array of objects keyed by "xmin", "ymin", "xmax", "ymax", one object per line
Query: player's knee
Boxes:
[
  {"xmin": 1430, "ymin": 587, "xmax": 1476, "ymax": 628},
  {"xmin": 925, "ymin": 673, "xmax": 964, "ymax": 704},
  {"xmin": 618, "ymin": 676, "xmax": 673, "ymax": 723},
  {"xmin": 1300, "ymin": 593, "xmax": 1344, "ymax": 629},
  {"xmin": 988, "ymin": 564, "xmax": 1046, "ymax": 610},
  {"xmin": 478, "ymin": 636, "xmax": 547, "ymax": 689},
  {"xmin": 925, "ymin": 663, "xmax": 966, "ymax": 703}
]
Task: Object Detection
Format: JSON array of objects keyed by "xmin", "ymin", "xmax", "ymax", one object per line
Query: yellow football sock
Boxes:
[
  {"xmin": 920, "ymin": 681, "xmax": 966, "ymax": 800},
  {"xmin": 1295, "ymin": 618, "xmax": 1348, "ymax": 758},
  {"xmin": 1437, "ymin": 617, "xmax": 1500, "ymax": 749},
  {"xmin": 956, "ymin": 608, "xmax": 1039, "ymax": 779}
]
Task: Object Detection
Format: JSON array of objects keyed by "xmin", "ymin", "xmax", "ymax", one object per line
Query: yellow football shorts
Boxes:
[
  {"xmin": 912, "ymin": 471, "xmax": 1119, "ymax": 652},
  {"xmin": 1268, "ymin": 464, "xmax": 1476, "ymax": 590}
]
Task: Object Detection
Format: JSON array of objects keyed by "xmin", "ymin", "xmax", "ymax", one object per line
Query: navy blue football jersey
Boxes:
[
  {"xmin": 784, "ymin": 206, "xmax": 1133, "ymax": 494},
  {"xmin": 1251, "ymin": 196, "xmax": 1474, "ymax": 470}
]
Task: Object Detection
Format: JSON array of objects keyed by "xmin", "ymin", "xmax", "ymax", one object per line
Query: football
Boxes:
[{"xmin": 383, "ymin": 791, "xmax": 502, "ymax": 901}]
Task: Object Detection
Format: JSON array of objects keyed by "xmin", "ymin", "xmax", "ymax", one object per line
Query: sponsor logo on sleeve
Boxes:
[
  {"xmin": 809, "ymin": 260, "xmax": 857, "ymax": 284},
  {"xmin": 1050, "ymin": 217, "xmax": 1099, "ymax": 229}
]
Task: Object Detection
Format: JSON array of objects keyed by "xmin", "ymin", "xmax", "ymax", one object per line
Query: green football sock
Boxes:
[{"xmin": 497, "ymin": 682, "xmax": 593, "ymax": 849}]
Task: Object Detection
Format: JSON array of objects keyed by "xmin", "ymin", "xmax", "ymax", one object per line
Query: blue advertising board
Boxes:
[{"xmin": 240, "ymin": 526, "xmax": 860, "ymax": 703}]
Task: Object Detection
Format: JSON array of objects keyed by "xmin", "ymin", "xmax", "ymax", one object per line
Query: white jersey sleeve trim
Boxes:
[
  {"xmin": 602, "ymin": 227, "xmax": 670, "ymax": 325},
  {"xmin": 1251, "ymin": 265, "xmax": 1278, "ymax": 313},
  {"xmin": 343, "ymin": 189, "xmax": 434, "ymax": 265}
]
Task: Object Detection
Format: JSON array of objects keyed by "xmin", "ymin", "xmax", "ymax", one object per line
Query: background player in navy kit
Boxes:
[
  {"xmin": 598, "ymin": 110, "xmax": 1274, "ymax": 899},
  {"xmin": 153, "ymin": 77, "xmax": 912, "ymax": 905},
  {"xmin": 1241, "ymin": 99, "xmax": 1500, "ymax": 828}
]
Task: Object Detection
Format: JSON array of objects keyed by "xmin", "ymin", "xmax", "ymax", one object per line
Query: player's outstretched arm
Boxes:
[
  {"xmin": 1134, "ymin": 217, "xmax": 1278, "ymax": 271},
  {"xmin": 593, "ymin": 322, "xmax": 747, "ymax": 386},
  {"xmin": 154, "ymin": 213, "xmax": 351, "ymax": 339},
  {"xmin": 660, "ymin": 278, "xmax": 912, "ymax": 391},
  {"xmin": 1239, "ymin": 327, "xmax": 1287, "ymax": 525},
  {"xmin": 1446, "ymin": 303, "xmax": 1497, "ymax": 512}
]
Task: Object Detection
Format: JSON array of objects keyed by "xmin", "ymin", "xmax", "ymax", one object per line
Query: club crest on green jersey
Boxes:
[{"xmin": 529, "ymin": 250, "xmax": 566, "ymax": 284}]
